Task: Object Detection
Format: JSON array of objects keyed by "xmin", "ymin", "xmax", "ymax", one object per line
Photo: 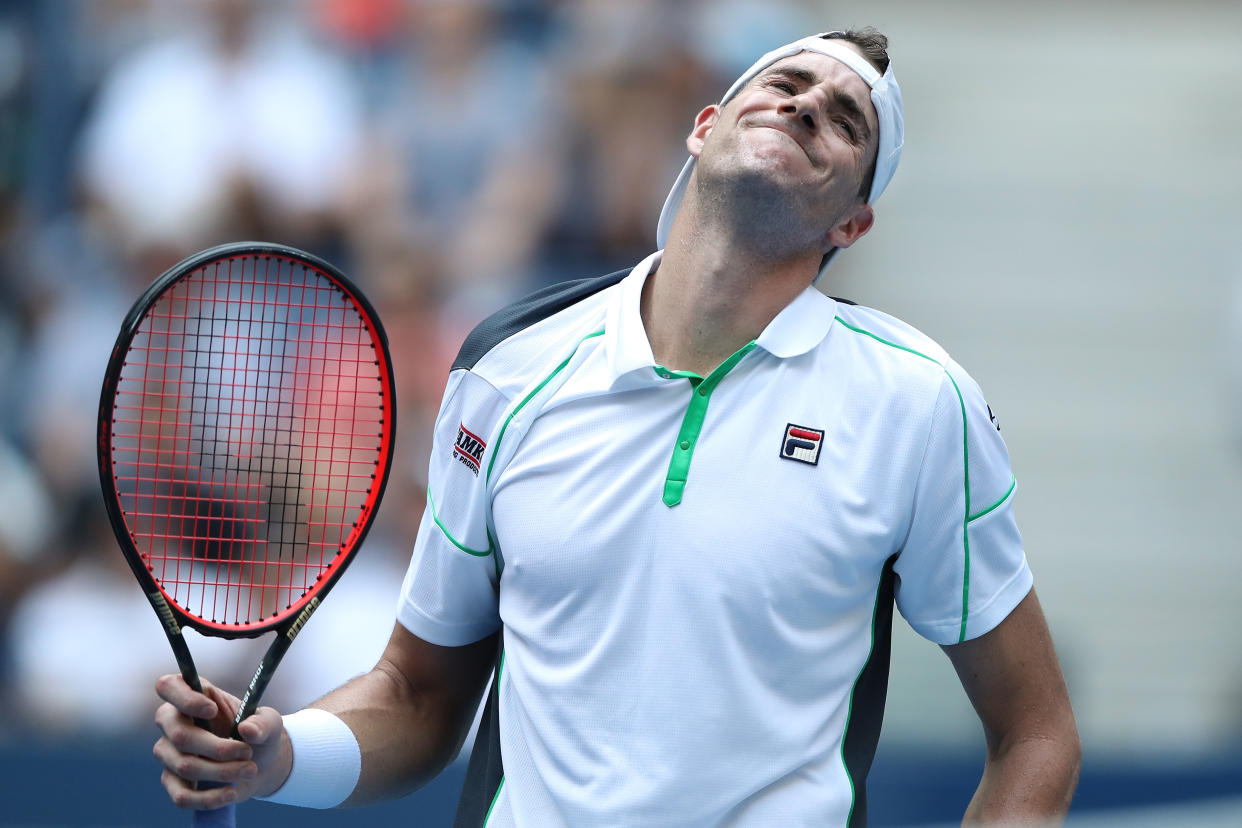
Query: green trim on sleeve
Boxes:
[
  {"xmin": 833, "ymin": 316, "xmax": 942, "ymax": 366},
  {"xmin": 427, "ymin": 487, "xmax": 493, "ymax": 557},
  {"xmin": 486, "ymin": 329, "xmax": 605, "ymax": 484},
  {"xmin": 470, "ymin": 328, "xmax": 604, "ymax": 575},
  {"xmin": 942, "ymin": 371, "xmax": 971, "ymax": 643},
  {"xmin": 833, "ymin": 315, "xmax": 975, "ymax": 643},
  {"xmin": 968, "ymin": 476, "xmax": 1016, "ymax": 523}
]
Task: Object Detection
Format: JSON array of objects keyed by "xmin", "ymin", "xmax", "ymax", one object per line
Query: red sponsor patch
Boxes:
[{"xmin": 453, "ymin": 423, "xmax": 486, "ymax": 476}]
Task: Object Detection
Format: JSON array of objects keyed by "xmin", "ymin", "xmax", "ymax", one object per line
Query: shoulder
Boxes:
[
  {"xmin": 451, "ymin": 268, "xmax": 629, "ymax": 393},
  {"xmin": 829, "ymin": 300, "xmax": 951, "ymax": 369},
  {"xmin": 827, "ymin": 300, "xmax": 991, "ymax": 413}
]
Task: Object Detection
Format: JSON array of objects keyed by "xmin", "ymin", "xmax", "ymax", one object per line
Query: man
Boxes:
[{"xmin": 153, "ymin": 29, "xmax": 1081, "ymax": 826}]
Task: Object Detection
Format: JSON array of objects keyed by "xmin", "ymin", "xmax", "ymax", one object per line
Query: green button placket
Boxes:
[{"xmin": 658, "ymin": 342, "xmax": 757, "ymax": 506}]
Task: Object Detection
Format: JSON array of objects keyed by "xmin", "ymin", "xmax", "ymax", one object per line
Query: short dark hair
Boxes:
[
  {"xmin": 822, "ymin": 28, "xmax": 890, "ymax": 198},
  {"xmin": 822, "ymin": 28, "xmax": 890, "ymax": 75}
]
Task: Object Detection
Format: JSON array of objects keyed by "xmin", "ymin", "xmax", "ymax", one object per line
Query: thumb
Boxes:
[{"xmin": 236, "ymin": 705, "xmax": 284, "ymax": 746}]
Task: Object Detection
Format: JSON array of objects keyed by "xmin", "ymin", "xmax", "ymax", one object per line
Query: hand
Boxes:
[{"xmin": 152, "ymin": 674, "xmax": 292, "ymax": 810}]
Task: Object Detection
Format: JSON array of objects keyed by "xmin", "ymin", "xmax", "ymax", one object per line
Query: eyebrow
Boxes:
[{"xmin": 764, "ymin": 65, "xmax": 872, "ymax": 141}]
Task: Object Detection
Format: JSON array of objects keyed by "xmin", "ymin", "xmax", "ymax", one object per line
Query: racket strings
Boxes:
[{"xmin": 109, "ymin": 254, "xmax": 386, "ymax": 628}]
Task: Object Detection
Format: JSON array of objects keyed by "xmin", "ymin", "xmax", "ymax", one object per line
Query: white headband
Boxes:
[{"xmin": 655, "ymin": 32, "xmax": 905, "ymax": 279}]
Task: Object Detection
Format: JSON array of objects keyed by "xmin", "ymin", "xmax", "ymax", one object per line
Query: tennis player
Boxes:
[{"xmin": 153, "ymin": 29, "xmax": 1081, "ymax": 826}]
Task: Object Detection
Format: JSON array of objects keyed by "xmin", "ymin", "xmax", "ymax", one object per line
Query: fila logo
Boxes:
[
  {"xmin": 454, "ymin": 423, "xmax": 487, "ymax": 476},
  {"xmin": 780, "ymin": 423, "xmax": 824, "ymax": 466}
]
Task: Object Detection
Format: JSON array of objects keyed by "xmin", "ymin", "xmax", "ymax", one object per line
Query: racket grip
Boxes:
[{"xmin": 193, "ymin": 797, "xmax": 236, "ymax": 828}]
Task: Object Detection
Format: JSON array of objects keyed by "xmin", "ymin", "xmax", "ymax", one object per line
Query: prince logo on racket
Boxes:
[
  {"xmin": 147, "ymin": 29, "xmax": 1079, "ymax": 828},
  {"xmin": 149, "ymin": 592, "xmax": 182, "ymax": 637}
]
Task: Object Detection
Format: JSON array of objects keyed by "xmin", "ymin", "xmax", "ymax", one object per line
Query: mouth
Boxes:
[{"xmin": 750, "ymin": 122, "xmax": 815, "ymax": 165}]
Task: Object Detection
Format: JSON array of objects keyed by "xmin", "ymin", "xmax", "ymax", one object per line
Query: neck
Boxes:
[{"xmin": 641, "ymin": 203, "xmax": 820, "ymax": 377}]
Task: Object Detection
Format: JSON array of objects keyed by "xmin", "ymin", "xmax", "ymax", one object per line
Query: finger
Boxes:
[
  {"xmin": 200, "ymin": 678, "xmax": 241, "ymax": 713},
  {"xmin": 154, "ymin": 674, "xmax": 217, "ymax": 719},
  {"xmin": 155, "ymin": 705, "xmax": 253, "ymax": 762},
  {"xmin": 154, "ymin": 739, "xmax": 258, "ymax": 785},
  {"xmin": 236, "ymin": 705, "xmax": 283, "ymax": 746},
  {"xmin": 162, "ymin": 769, "xmax": 239, "ymax": 810}
]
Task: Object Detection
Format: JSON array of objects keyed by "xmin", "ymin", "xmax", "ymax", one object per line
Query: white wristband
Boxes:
[{"xmin": 255, "ymin": 708, "xmax": 361, "ymax": 809}]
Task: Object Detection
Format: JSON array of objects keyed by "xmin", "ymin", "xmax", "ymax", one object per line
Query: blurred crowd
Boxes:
[{"xmin": 0, "ymin": 0, "xmax": 821, "ymax": 737}]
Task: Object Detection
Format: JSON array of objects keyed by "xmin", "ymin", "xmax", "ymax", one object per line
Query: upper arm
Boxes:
[
  {"xmin": 941, "ymin": 588, "xmax": 1077, "ymax": 754},
  {"xmin": 395, "ymin": 369, "xmax": 507, "ymax": 646},
  {"xmin": 895, "ymin": 362, "xmax": 1031, "ymax": 645}
]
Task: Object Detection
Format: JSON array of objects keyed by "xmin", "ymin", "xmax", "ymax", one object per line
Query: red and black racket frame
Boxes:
[{"xmin": 96, "ymin": 241, "xmax": 397, "ymax": 733}]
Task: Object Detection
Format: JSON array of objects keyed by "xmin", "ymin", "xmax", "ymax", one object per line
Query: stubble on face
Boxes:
[
  {"xmin": 691, "ymin": 118, "xmax": 828, "ymax": 259},
  {"xmin": 688, "ymin": 52, "xmax": 877, "ymax": 261}
]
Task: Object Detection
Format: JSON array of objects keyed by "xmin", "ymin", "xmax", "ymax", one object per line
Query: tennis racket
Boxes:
[{"xmin": 97, "ymin": 242, "xmax": 396, "ymax": 827}]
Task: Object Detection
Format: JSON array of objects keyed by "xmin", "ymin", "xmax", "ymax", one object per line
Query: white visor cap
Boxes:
[{"xmin": 655, "ymin": 32, "xmax": 904, "ymax": 279}]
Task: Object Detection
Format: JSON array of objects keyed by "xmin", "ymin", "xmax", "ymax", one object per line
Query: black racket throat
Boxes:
[{"xmin": 152, "ymin": 588, "xmax": 314, "ymax": 732}]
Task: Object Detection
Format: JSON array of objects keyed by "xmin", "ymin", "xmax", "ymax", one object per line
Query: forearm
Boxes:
[
  {"xmin": 963, "ymin": 733, "xmax": 1081, "ymax": 825},
  {"xmin": 310, "ymin": 660, "xmax": 475, "ymax": 806},
  {"xmin": 253, "ymin": 627, "xmax": 496, "ymax": 809}
]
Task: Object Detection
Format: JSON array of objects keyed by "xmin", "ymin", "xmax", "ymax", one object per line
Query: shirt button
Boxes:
[{"xmin": 679, "ymin": 440, "xmax": 690, "ymax": 450}]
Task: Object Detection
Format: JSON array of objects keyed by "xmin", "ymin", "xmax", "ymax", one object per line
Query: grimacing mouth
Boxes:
[{"xmin": 746, "ymin": 119, "xmax": 819, "ymax": 166}]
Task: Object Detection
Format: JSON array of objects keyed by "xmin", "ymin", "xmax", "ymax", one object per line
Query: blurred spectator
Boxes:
[
  {"xmin": 5, "ymin": 503, "xmax": 261, "ymax": 734},
  {"xmin": 76, "ymin": 0, "xmax": 365, "ymax": 266},
  {"xmin": 529, "ymin": 0, "xmax": 720, "ymax": 282},
  {"xmin": 345, "ymin": 0, "xmax": 561, "ymax": 321},
  {"xmin": 353, "ymin": 238, "xmax": 458, "ymax": 538},
  {"xmin": 11, "ymin": 231, "xmax": 129, "ymax": 507},
  {"xmin": 314, "ymin": 0, "xmax": 405, "ymax": 58},
  {"xmin": 0, "ymin": 438, "xmax": 53, "ymax": 720},
  {"xmin": 0, "ymin": 8, "xmax": 26, "ymax": 223},
  {"xmin": 5, "ymin": 496, "xmax": 408, "ymax": 735},
  {"xmin": 0, "ymin": 4, "xmax": 29, "ymax": 441}
]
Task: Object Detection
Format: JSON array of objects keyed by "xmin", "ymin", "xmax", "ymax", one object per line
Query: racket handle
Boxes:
[
  {"xmin": 193, "ymin": 797, "xmax": 236, "ymax": 828},
  {"xmin": 170, "ymin": 639, "xmax": 238, "ymax": 826}
]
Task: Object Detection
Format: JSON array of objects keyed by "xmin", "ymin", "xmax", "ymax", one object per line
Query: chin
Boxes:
[
  {"xmin": 732, "ymin": 156, "xmax": 808, "ymax": 200},
  {"xmin": 699, "ymin": 140, "xmax": 818, "ymax": 206}
]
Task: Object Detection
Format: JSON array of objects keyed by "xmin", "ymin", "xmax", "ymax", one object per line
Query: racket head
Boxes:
[{"xmin": 97, "ymin": 241, "xmax": 396, "ymax": 639}]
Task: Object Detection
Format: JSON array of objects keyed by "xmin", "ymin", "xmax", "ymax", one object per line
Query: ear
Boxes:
[
  {"xmin": 825, "ymin": 203, "xmax": 875, "ymax": 251},
  {"xmin": 686, "ymin": 105, "xmax": 720, "ymax": 158}
]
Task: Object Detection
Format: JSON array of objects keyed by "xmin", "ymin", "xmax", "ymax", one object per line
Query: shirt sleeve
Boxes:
[
  {"xmin": 396, "ymin": 369, "xmax": 508, "ymax": 646},
  {"xmin": 894, "ymin": 360, "xmax": 1032, "ymax": 645}
]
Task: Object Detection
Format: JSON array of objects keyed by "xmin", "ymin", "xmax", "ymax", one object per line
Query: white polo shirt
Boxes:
[{"xmin": 397, "ymin": 251, "xmax": 1031, "ymax": 827}]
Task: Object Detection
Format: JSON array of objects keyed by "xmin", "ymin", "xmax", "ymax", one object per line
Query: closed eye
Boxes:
[{"xmin": 829, "ymin": 90, "xmax": 871, "ymax": 144}]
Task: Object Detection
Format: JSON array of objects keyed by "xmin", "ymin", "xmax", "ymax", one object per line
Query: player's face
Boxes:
[{"xmin": 689, "ymin": 50, "xmax": 879, "ymax": 249}]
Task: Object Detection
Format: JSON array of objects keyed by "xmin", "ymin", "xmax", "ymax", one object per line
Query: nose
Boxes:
[{"xmin": 780, "ymin": 93, "xmax": 820, "ymax": 133}]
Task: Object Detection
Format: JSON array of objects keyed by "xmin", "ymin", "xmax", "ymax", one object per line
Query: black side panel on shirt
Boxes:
[
  {"xmin": 454, "ymin": 649, "xmax": 505, "ymax": 828},
  {"xmin": 452, "ymin": 268, "xmax": 632, "ymax": 371},
  {"xmin": 845, "ymin": 554, "xmax": 898, "ymax": 828}
]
